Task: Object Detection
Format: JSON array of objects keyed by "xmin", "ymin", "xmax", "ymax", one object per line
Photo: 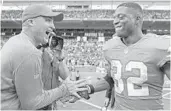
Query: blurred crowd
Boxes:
[
  {"xmin": 1, "ymin": 36, "xmax": 9, "ymax": 49},
  {"xmin": 1, "ymin": 9, "xmax": 170, "ymax": 20},
  {"xmin": 1, "ymin": 10, "xmax": 22, "ymax": 20},
  {"xmin": 63, "ymin": 39, "xmax": 107, "ymax": 72}
]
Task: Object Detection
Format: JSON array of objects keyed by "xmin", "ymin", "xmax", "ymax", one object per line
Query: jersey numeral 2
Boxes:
[{"xmin": 111, "ymin": 60, "xmax": 149, "ymax": 96}]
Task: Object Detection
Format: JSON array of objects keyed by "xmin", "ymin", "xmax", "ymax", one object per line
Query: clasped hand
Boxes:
[{"xmin": 59, "ymin": 75, "xmax": 90, "ymax": 103}]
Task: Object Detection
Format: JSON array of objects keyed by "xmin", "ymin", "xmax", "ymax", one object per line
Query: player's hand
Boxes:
[
  {"xmin": 77, "ymin": 86, "xmax": 90, "ymax": 100},
  {"xmin": 63, "ymin": 75, "xmax": 88, "ymax": 99}
]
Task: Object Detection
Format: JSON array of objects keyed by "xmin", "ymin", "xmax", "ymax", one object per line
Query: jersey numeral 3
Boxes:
[{"xmin": 111, "ymin": 60, "xmax": 149, "ymax": 96}]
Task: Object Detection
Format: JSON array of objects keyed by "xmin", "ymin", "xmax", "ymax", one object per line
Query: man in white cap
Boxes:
[{"xmin": 1, "ymin": 4, "xmax": 88, "ymax": 110}]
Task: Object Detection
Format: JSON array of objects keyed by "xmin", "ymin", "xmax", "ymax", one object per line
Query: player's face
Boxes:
[
  {"xmin": 113, "ymin": 7, "xmax": 137, "ymax": 38},
  {"xmin": 32, "ymin": 16, "xmax": 55, "ymax": 45}
]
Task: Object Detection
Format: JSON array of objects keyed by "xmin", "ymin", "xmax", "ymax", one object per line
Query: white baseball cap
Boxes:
[{"xmin": 22, "ymin": 4, "xmax": 64, "ymax": 23}]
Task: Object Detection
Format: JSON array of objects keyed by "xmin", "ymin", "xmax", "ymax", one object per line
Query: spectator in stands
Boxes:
[{"xmin": 2, "ymin": 9, "xmax": 170, "ymax": 20}]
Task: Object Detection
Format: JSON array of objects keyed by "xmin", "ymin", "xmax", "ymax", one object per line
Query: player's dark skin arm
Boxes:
[
  {"xmin": 86, "ymin": 59, "xmax": 114, "ymax": 94},
  {"xmin": 89, "ymin": 77, "xmax": 110, "ymax": 93},
  {"xmin": 105, "ymin": 86, "xmax": 113, "ymax": 99},
  {"xmin": 75, "ymin": 74, "xmax": 113, "ymax": 100},
  {"xmin": 87, "ymin": 75, "xmax": 114, "ymax": 94},
  {"xmin": 77, "ymin": 58, "xmax": 114, "ymax": 99}
]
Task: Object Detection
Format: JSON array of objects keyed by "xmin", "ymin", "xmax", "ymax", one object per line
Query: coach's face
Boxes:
[
  {"xmin": 32, "ymin": 16, "xmax": 55, "ymax": 45},
  {"xmin": 113, "ymin": 6, "xmax": 137, "ymax": 38}
]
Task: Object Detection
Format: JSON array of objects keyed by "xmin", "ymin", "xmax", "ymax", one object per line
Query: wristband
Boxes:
[{"xmin": 86, "ymin": 84, "xmax": 95, "ymax": 94}]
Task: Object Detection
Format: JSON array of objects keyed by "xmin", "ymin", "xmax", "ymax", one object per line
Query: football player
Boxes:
[{"xmin": 82, "ymin": 2, "xmax": 170, "ymax": 110}]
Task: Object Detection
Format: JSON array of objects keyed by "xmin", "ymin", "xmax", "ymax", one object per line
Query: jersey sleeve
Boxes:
[
  {"xmin": 103, "ymin": 36, "xmax": 118, "ymax": 51},
  {"xmin": 157, "ymin": 36, "xmax": 170, "ymax": 68},
  {"xmin": 105, "ymin": 86, "xmax": 112, "ymax": 98},
  {"xmin": 158, "ymin": 47, "xmax": 170, "ymax": 68},
  {"xmin": 103, "ymin": 41, "xmax": 111, "ymax": 75}
]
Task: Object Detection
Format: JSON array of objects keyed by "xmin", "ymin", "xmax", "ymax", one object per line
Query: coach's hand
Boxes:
[{"xmin": 63, "ymin": 75, "xmax": 88, "ymax": 99}]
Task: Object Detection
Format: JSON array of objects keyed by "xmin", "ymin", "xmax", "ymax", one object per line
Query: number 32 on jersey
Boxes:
[{"xmin": 111, "ymin": 60, "xmax": 149, "ymax": 97}]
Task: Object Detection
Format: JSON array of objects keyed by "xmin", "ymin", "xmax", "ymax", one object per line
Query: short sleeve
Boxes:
[
  {"xmin": 158, "ymin": 46, "xmax": 170, "ymax": 68},
  {"xmin": 157, "ymin": 36, "xmax": 170, "ymax": 68}
]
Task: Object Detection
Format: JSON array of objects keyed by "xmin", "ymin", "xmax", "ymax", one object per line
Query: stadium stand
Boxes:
[
  {"xmin": 1, "ymin": 1, "xmax": 170, "ymax": 110},
  {"xmin": 1, "ymin": 10, "xmax": 170, "ymax": 20}
]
